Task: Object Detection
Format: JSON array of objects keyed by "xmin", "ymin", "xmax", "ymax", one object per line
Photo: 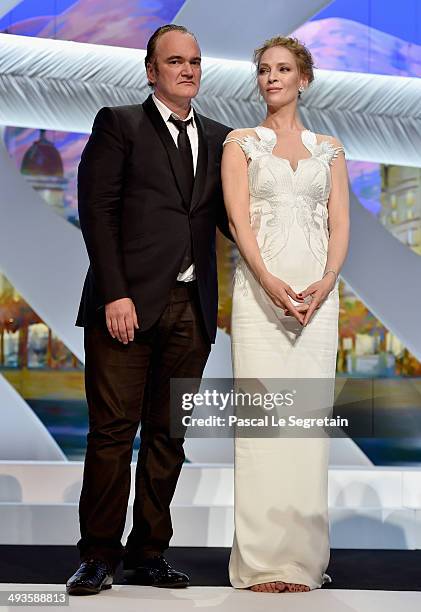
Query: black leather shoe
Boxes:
[
  {"xmin": 124, "ymin": 555, "xmax": 189, "ymax": 588},
  {"xmin": 66, "ymin": 559, "xmax": 113, "ymax": 595}
]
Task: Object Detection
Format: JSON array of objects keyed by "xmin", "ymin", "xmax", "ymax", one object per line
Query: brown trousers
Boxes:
[{"xmin": 77, "ymin": 282, "xmax": 211, "ymax": 569}]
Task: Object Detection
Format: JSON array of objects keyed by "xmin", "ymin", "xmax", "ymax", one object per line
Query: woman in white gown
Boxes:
[{"xmin": 221, "ymin": 37, "xmax": 349, "ymax": 593}]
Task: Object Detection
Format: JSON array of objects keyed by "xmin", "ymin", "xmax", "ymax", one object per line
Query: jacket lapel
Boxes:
[
  {"xmin": 142, "ymin": 95, "xmax": 191, "ymax": 207},
  {"xmin": 191, "ymin": 112, "xmax": 209, "ymax": 212}
]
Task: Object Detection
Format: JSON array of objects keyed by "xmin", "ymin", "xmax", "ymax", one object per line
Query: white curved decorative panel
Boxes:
[
  {"xmin": 0, "ymin": 34, "xmax": 421, "ymax": 166},
  {"xmin": 0, "ymin": 374, "xmax": 66, "ymax": 460}
]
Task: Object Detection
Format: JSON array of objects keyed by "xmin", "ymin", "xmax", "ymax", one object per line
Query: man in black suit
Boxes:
[{"xmin": 66, "ymin": 24, "xmax": 231, "ymax": 595}]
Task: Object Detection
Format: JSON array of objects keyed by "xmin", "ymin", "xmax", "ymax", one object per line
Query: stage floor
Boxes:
[
  {"xmin": 2, "ymin": 547, "xmax": 421, "ymax": 592},
  {"xmin": 0, "ymin": 584, "xmax": 420, "ymax": 611}
]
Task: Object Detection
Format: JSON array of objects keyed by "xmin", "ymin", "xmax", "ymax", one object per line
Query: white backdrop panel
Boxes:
[
  {"xmin": 0, "ymin": 127, "xmax": 86, "ymax": 361},
  {"xmin": 173, "ymin": 0, "xmax": 333, "ymax": 60}
]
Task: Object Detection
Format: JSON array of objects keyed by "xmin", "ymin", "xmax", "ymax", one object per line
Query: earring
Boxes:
[{"xmin": 298, "ymin": 85, "xmax": 305, "ymax": 93}]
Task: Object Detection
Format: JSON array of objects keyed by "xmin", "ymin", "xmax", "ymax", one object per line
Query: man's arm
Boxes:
[
  {"xmin": 216, "ymin": 126, "xmax": 235, "ymax": 242},
  {"xmin": 78, "ymin": 106, "xmax": 129, "ymax": 304},
  {"xmin": 78, "ymin": 107, "xmax": 139, "ymax": 343}
]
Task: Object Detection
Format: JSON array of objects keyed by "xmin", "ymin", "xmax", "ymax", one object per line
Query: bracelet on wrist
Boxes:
[{"xmin": 323, "ymin": 269, "xmax": 337, "ymax": 282}]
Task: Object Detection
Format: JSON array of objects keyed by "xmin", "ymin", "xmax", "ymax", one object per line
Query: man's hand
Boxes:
[{"xmin": 105, "ymin": 298, "xmax": 139, "ymax": 344}]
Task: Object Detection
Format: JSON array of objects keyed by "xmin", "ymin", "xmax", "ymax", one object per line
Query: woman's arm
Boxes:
[
  {"xmin": 222, "ymin": 131, "xmax": 305, "ymax": 323},
  {"xmin": 299, "ymin": 137, "xmax": 350, "ymax": 325}
]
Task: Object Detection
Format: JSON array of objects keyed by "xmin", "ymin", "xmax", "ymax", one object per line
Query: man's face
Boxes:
[{"xmin": 147, "ymin": 31, "xmax": 202, "ymax": 104}]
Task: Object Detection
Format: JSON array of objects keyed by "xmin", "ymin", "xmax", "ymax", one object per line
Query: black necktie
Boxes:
[{"xmin": 168, "ymin": 115, "xmax": 194, "ymax": 204}]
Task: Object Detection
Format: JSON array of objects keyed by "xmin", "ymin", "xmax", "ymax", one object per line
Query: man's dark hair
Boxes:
[{"xmin": 145, "ymin": 24, "xmax": 198, "ymax": 86}]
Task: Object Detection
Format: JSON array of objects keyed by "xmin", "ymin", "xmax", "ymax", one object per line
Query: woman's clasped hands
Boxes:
[{"xmin": 260, "ymin": 271, "xmax": 336, "ymax": 326}]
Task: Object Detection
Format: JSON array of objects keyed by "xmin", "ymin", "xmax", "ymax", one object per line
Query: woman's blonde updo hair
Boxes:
[{"xmin": 253, "ymin": 36, "xmax": 315, "ymax": 94}]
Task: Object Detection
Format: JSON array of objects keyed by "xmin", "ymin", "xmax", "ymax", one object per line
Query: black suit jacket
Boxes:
[{"xmin": 76, "ymin": 94, "xmax": 231, "ymax": 343}]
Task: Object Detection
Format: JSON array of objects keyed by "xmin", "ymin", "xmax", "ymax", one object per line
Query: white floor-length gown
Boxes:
[{"xmin": 224, "ymin": 126, "xmax": 344, "ymax": 590}]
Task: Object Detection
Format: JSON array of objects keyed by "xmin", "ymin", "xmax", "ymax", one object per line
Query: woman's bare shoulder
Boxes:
[
  {"xmin": 225, "ymin": 128, "xmax": 258, "ymax": 141},
  {"xmin": 315, "ymin": 133, "xmax": 344, "ymax": 148}
]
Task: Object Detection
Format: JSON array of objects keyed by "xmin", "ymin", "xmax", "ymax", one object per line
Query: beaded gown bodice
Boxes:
[{"xmin": 224, "ymin": 126, "xmax": 344, "ymax": 293}]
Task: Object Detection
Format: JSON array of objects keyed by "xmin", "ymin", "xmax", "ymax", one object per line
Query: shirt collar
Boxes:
[{"xmin": 152, "ymin": 93, "xmax": 195, "ymax": 127}]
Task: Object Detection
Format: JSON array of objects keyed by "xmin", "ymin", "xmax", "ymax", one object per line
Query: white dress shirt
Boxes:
[{"xmin": 152, "ymin": 94, "xmax": 197, "ymax": 282}]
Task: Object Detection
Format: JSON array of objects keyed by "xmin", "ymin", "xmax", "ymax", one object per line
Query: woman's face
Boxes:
[{"xmin": 257, "ymin": 46, "xmax": 306, "ymax": 108}]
